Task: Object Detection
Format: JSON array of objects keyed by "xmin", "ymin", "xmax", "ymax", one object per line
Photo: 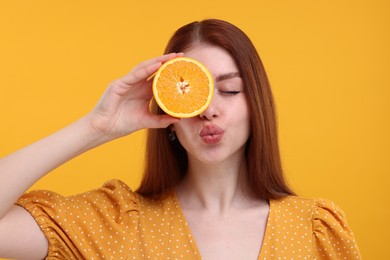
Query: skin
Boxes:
[{"xmin": 175, "ymin": 45, "xmax": 269, "ymax": 259}]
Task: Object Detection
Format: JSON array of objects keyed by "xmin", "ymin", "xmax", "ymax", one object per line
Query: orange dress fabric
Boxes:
[{"xmin": 16, "ymin": 179, "xmax": 361, "ymax": 259}]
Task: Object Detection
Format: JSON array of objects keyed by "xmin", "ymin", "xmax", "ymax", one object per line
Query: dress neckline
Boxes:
[{"xmin": 169, "ymin": 189, "xmax": 273, "ymax": 259}]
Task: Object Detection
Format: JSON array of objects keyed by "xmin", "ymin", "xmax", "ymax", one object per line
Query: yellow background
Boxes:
[{"xmin": 1, "ymin": 0, "xmax": 388, "ymax": 258}]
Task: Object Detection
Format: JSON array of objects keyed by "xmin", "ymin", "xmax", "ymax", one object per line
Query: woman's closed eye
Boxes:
[{"xmin": 218, "ymin": 90, "xmax": 241, "ymax": 96}]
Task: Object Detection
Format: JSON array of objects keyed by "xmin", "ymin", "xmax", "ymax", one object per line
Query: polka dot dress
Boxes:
[{"xmin": 17, "ymin": 180, "xmax": 361, "ymax": 259}]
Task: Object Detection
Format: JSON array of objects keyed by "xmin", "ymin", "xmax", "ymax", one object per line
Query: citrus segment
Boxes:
[{"xmin": 152, "ymin": 57, "xmax": 214, "ymax": 118}]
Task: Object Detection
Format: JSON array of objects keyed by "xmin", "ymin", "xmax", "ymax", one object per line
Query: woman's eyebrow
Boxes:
[{"xmin": 215, "ymin": 72, "xmax": 241, "ymax": 82}]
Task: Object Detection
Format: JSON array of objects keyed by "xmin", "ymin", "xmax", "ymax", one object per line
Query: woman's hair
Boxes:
[{"xmin": 137, "ymin": 19, "xmax": 295, "ymax": 199}]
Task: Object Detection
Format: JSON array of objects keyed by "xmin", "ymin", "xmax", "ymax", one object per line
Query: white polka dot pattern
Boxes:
[
  {"xmin": 16, "ymin": 180, "xmax": 361, "ymax": 259},
  {"xmin": 259, "ymin": 196, "xmax": 362, "ymax": 259}
]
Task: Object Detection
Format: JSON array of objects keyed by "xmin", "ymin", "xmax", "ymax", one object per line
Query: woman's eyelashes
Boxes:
[{"xmin": 218, "ymin": 90, "xmax": 241, "ymax": 96}]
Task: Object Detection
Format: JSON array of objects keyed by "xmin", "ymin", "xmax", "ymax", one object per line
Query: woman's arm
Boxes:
[
  {"xmin": 0, "ymin": 115, "xmax": 108, "ymax": 219},
  {"xmin": 0, "ymin": 53, "xmax": 181, "ymax": 259}
]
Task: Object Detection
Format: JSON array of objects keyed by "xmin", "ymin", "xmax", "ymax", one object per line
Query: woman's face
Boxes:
[{"xmin": 173, "ymin": 44, "xmax": 251, "ymax": 165}]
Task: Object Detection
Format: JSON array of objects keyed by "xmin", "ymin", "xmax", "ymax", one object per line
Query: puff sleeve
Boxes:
[
  {"xmin": 15, "ymin": 179, "xmax": 140, "ymax": 259},
  {"xmin": 313, "ymin": 198, "xmax": 362, "ymax": 259}
]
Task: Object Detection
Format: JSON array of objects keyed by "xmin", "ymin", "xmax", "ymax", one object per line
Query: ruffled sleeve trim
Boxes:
[{"xmin": 16, "ymin": 190, "xmax": 78, "ymax": 259}]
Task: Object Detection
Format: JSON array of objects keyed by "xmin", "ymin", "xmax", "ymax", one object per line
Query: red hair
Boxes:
[{"xmin": 137, "ymin": 19, "xmax": 294, "ymax": 199}]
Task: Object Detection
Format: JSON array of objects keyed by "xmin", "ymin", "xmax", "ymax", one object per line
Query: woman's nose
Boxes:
[{"xmin": 199, "ymin": 95, "xmax": 219, "ymax": 120}]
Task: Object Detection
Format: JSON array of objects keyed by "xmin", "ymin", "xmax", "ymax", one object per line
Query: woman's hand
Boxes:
[{"xmin": 89, "ymin": 53, "xmax": 182, "ymax": 139}]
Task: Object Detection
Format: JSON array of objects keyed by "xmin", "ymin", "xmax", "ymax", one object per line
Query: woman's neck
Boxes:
[{"xmin": 176, "ymin": 154, "xmax": 260, "ymax": 215}]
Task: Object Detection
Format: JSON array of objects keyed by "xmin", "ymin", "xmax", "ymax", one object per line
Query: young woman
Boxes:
[{"xmin": 0, "ymin": 19, "xmax": 361, "ymax": 259}]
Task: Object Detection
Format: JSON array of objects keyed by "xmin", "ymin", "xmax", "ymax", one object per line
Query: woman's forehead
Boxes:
[{"xmin": 184, "ymin": 45, "xmax": 239, "ymax": 77}]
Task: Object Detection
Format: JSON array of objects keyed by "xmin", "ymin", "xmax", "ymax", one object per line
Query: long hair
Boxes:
[{"xmin": 137, "ymin": 19, "xmax": 295, "ymax": 199}]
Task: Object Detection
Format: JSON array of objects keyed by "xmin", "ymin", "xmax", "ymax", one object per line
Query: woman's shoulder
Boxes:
[
  {"xmin": 18, "ymin": 179, "xmax": 176, "ymax": 211},
  {"xmin": 270, "ymin": 195, "xmax": 342, "ymax": 213},
  {"xmin": 269, "ymin": 195, "xmax": 350, "ymax": 226},
  {"xmin": 18, "ymin": 179, "xmax": 173, "ymax": 210},
  {"xmin": 267, "ymin": 195, "xmax": 362, "ymax": 259},
  {"xmin": 16, "ymin": 179, "xmax": 138, "ymax": 220},
  {"xmin": 15, "ymin": 180, "xmax": 182, "ymax": 258}
]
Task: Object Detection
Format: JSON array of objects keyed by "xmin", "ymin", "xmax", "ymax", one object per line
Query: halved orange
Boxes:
[{"xmin": 152, "ymin": 57, "xmax": 214, "ymax": 118}]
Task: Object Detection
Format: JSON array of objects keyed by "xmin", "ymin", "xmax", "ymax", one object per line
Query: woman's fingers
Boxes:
[
  {"xmin": 143, "ymin": 114, "xmax": 180, "ymax": 129},
  {"xmin": 123, "ymin": 62, "xmax": 161, "ymax": 86},
  {"xmin": 137, "ymin": 52, "xmax": 184, "ymax": 71},
  {"xmin": 121, "ymin": 53, "xmax": 184, "ymax": 85}
]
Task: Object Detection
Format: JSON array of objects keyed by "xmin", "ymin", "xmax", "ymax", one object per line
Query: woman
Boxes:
[{"xmin": 0, "ymin": 19, "xmax": 361, "ymax": 259}]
